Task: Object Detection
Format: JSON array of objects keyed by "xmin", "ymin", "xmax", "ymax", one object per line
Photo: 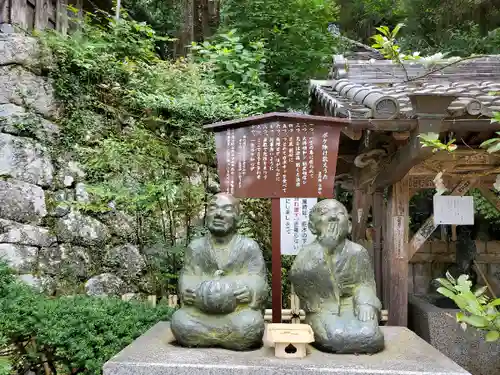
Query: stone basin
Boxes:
[
  {"xmin": 103, "ymin": 321, "xmax": 470, "ymax": 375},
  {"xmin": 409, "ymin": 294, "xmax": 500, "ymax": 375}
]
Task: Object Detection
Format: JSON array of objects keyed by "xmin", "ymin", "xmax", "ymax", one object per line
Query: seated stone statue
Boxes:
[
  {"xmin": 289, "ymin": 199, "xmax": 384, "ymax": 354},
  {"xmin": 170, "ymin": 193, "xmax": 268, "ymax": 351}
]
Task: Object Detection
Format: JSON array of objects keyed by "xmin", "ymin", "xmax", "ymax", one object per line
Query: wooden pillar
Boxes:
[
  {"xmin": 351, "ymin": 186, "xmax": 363, "ymax": 241},
  {"xmin": 385, "ymin": 176, "xmax": 409, "ymax": 326},
  {"xmin": 372, "ymin": 190, "xmax": 384, "ymax": 303},
  {"xmin": 271, "ymin": 198, "xmax": 282, "ymax": 323},
  {"xmin": 351, "ymin": 178, "xmax": 372, "ymax": 243}
]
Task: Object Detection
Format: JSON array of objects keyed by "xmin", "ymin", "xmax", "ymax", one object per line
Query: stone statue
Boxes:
[
  {"xmin": 289, "ymin": 199, "xmax": 384, "ymax": 354},
  {"xmin": 170, "ymin": 193, "xmax": 268, "ymax": 350}
]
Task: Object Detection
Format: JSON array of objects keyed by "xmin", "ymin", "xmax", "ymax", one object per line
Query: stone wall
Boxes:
[
  {"xmin": 0, "ymin": 31, "xmax": 146, "ymax": 297},
  {"xmin": 409, "ymin": 239, "xmax": 500, "ymax": 297}
]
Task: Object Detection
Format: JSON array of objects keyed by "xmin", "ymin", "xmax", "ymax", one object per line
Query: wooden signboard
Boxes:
[
  {"xmin": 213, "ymin": 118, "xmax": 341, "ymax": 198},
  {"xmin": 204, "ymin": 112, "xmax": 347, "ymax": 322}
]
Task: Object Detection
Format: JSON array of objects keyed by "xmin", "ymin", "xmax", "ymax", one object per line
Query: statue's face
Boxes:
[
  {"xmin": 311, "ymin": 200, "xmax": 350, "ymax": 249},
  {"xmin": 206, "ymin": 194, "xmax": 239, "ymax": 236}
]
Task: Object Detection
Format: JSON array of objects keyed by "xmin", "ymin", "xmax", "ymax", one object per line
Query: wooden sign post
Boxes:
[{"xmin": 204, "ymin": 112, "xmax": 346, "ymax": 322}]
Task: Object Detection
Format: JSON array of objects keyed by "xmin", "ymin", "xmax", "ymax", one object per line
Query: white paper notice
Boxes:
[
  {"xmin": 280, "ymin": 198, "xmax": 317, "ymax": 255},
  {"xmin": 433, "ymin": 195, "xmax": 474, "ymax": 225}
]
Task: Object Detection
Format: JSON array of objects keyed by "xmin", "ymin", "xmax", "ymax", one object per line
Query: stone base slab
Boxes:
[{"xmin": 103, "ymin": 322, "xmax": 470, "ymax": 375}]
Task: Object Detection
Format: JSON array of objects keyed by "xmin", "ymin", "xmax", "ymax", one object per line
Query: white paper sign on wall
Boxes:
[
  {"xmin": 280, "ymin": 198, "xmax": 317, "ymax": 255},
  {"xmin": 433, "ymin": 196, "xmax": 474, "ymax": 225}
]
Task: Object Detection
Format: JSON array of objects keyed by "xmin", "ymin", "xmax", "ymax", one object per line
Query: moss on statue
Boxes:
[
  {"xmin": 290, "ymin": 199, "xmax": 384, "ymax": 354},
  {"xmin": 170, "ymin": 193, "xmax": 268, "ymax": 351}
]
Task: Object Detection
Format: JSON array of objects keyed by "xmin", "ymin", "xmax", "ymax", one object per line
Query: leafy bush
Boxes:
[
  {"xmin": 337, "ymin": 0, "xmax": 403, "ymax": 42},
  {"xmin": 0, "ymin": 262, "xmax": 173, "ymax": 375},
  {"xmin": 190, "ymin": 30, "xmax": 282, "ymax": 111},
  {"xmin": 436, "ymin": 272, "xmax": 500, "ymax": 342},
  {"xmin": 219, "ymin": 0, "xmax": 340, "ymax": 107},
  {"xmin": 35, "ymin": 11, "xmax": 281, "ymax": 294},
  {"xmin": 398, "ymin": 0, "xmax": 500, "ymax": 57}
]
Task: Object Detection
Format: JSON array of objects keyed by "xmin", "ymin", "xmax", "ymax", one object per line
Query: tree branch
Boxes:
[{"xmin": 405, "ymin": 54, "xmax": 499, "ymax": 83}]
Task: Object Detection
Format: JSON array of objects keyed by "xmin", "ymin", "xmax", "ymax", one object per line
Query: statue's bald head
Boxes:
[
  {"xmin": 206, "ymin": 193, "xmax": 240, "ymax": 236},
  {"xmin": 309, "ymin": 199, "xmax": 348, "ymax": 220}
]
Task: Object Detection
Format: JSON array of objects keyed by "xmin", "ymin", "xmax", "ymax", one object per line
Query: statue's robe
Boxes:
[
  {"xmin": 170, "ymin": 234, "xmax": 268, "ymax": 350},
  {"xmin": 290, "ymin": 239, "xmax": 384, "ymax": 354}
]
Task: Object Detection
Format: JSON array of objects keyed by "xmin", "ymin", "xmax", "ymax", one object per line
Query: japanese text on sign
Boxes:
[
  {"xmin": 433, "ymin": 196, "xmax": 474, "ymax": 225},
  {"xmin": 214, "ymin": 121, "xmax": 341, "ymax": 198},
  {"xmin": 280, "ymin": 198, "xmax": 317, "ymax": 255}
]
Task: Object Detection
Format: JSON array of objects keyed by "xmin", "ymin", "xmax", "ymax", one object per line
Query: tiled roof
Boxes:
[
  {"xmin": 311, "ymin": 79, "xmax": 500, "ymax": 119},
  {"xmin": 312, "ymin": 55, "xmax": 500, "ymax": 120}
]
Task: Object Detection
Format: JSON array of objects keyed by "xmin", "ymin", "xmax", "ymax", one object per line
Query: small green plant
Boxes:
[
  {"xmin": 418, "ymin": 133, "xmax": 458, "ymax": 153},
  {"xmin": 436, "ymin": 272, "xmax": 500, "ymax": 342},
  {"xmin": 480, "ymin": 131, "xmax": 500, "ymax": 154},
  {"xmin": 371, "ymin": 23, "xmax": 412, "ymax": 62}
]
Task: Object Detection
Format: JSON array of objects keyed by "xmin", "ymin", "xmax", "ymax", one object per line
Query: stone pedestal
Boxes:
[{"xmin": 103, "ymin": 322, "xmax": 470, "ymax": 375}]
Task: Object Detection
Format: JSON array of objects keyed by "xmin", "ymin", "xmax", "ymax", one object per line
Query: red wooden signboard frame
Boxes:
[{"xmin": 204, "ymin": 112, "xmax": 347, "ymax": 322}]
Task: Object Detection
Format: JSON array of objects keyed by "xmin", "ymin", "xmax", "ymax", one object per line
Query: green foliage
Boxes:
[
  {"xmin": 337, "ymin": 0, "xmax": 403, "ymax": 41},
  {"xmin": 123, "ymin": 0, "xmax": 182, "ymax": 52},
  {"xmin": 398, "ymin": 0, "xmax": 500, "ymax": 57},
  {"xmin": 370, "ymin": 23, "xmax": 406, "ymax": 61},
  {"xmin": 0, "ymin": 261, "xmax": 173, "ymax": 375},
  {"xmin": 0, "ymin": 358, "xmax": 10, "ymax": 375},
  {"xmin": 36, "ymin": 11, "xmax": 280, "ymax": 294},
  {"xmin": 470, "ymin": 189, "xmax": 500, "ymax": 224},
  {"xmin": 418, "ymin": 133, "xmax": 457, "ymax": 153},
  {"xmin": 219, "ymin": 0, "xmax": 340, "ymax": 107},
  {"xmin": 480, "ymin": 131, "xmax": 500, "ymax": 154},
  {"xmin": 436, "ymin": 272, "xmax": 500, "ymax": 342},
  {"xmin": 190, "ymin": 30, "xmax": 282, "ymax": 111}
]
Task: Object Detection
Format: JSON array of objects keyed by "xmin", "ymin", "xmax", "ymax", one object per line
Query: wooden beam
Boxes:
[
  {"xmin": 443, "ymin": 119, "xmax": 500, "ymax": 133},
  {"xmin": 342, "ymin": 127, "xmax": 362, "ymax": 140},
  {"xmin": 348, "ymin": 119, "xmax": 417, "ymax": 132},
  {"xmin": 374, "ymin": 130, "xmax": 434, "ymax": 189},
  {"xmin": 392, "ymin": 131, "xmax": 410, "ymax": 140},
  {"xmin": 344, "ymin": 118, "xmax": 500, "ymax": 134},
  {"xmin": 479, "ymin": 187, "xmax": 500, "ymax": 212},
  {"xmin": 385, "ymin": 177, "xmax": 409, "ymax": 327},
  {"xmin": 411, "ymin": 252, "xmax": 500, "ymax": 264},
  {"xmin": 372, "ymin": 190, "xmax": 384, "ymax": 302},
  {"xmin": 351, "ymin": 186, "xmax": 372, "ymax": 242},
  {"xmin": 409, "ymin": 178, "xmax": 479, "ymax": 259}
]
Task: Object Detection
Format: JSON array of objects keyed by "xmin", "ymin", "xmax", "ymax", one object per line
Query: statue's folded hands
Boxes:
[
  {"xmin": 234, "ymin": 285, "xmax": 251, "ymax": 304},
  {"xmin": 181, "ymin": 288, "xmax": 196, "ymax": 305}
]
